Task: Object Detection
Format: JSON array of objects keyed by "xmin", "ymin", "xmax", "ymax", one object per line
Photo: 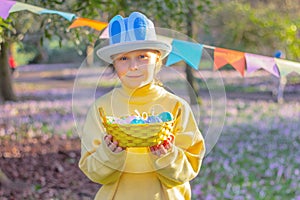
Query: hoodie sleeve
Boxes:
[
  {"xmin": 152, "ymin": 102, "xmax": 205, "ymax": 188},
  {"xmin": 78, "ymin": 103, "xmax": 126, "ymax": 185}
]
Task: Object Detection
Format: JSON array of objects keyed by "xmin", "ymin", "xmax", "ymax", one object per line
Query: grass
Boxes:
[
  {"xmin": 1, "ymin": 99, "xmax": 298, "ymax": 199},
  {"xmin": 2, "ymin": 64, "xmax": 300, "ymax": 199},
  {"xmin": 191, "ymin": 100, "xmax": 300, "ymax": 200}
]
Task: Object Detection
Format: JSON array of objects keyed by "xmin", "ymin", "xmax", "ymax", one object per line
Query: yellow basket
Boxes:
[{"xmin": 98, "ymin": 102, "xmax": 181, "ymax": 148}]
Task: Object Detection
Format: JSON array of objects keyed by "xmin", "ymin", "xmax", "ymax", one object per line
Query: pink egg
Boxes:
[{"xmin": 123, "ymin": 116, "xmax": 136, "ymax": 124}]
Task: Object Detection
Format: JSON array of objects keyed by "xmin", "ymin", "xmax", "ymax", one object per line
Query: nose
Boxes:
[{"xmin": 128, "ymin": 59, "xmax": 139, "ymax": 71}]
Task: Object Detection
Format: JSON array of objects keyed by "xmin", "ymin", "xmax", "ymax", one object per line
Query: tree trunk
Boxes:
[
  {"xmin": 185, "ymin": 66, "xmax": 200, "ymax": 105},
  {"xmin": 29, "ymin": 41, "xmax": 48, "ymax": 64},
  {"xmin": 0, "ymin": 42, "xmax": 17, "ymax": 102},
  {"xmin": 185, "ymin": 8, "xmax": 200, "ymax": 105}
]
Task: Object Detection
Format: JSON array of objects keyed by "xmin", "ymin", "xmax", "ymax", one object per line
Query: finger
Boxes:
[
  {"xmin": 151, "ymin": 145, "xmax": 159, "ymax": 151},
  {"xmin": 105, "ymin": 139, "xmax": 110, "ymax": 145},
  {"xmin": 109, "ymin": 142, "xmax": 117, "ymax": 151},
  {"xmin": 162, "ymin": 140, "xmax": 169, "ymax": 147},
  {"xmin": 159, "ymin": 145, "xmax": 168, "ymax": 155},
  {"xmin": 152, "ymin": 147, "xmax": 159, "ymax": 156},
  {"xmin": 163, "ymin": 143, "xmax": 170, "ymax": 150},
  {"xmin": 149, "ymin": 146, "xmax": 154, "ymax": 152},
  {"xmin": 104, "ymin": 135, "xmax": 113, "ymax": 145},
  {"xmin": 164, "ymin": 140, "xmax": 174, "ymax": 152},
  {"xmin": 106, "ymin": 134, "xmax": 113, "ymax": 141},
  {"xmin": 114, "ymin": 147, "xmax": 124, "ymax": 153},
  {"xmin": 104, "ymin": 135, "xmax": 109, "ymax": 143},
  {"xmin": 150, "ymin": 146, "xmax": 159, "ymax": 156}
]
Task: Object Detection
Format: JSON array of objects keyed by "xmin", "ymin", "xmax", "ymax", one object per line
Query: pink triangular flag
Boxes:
[
  {"xmin": 245, "ymin": 53, "xmax": 279, "ymax": 77},
  {"xmin": 99, "ymin": 27, "xmax": 109, "ymax": 39},
  {"xmin": 0, "ymin": 0, "xmax": 16, "ymax": 19}
]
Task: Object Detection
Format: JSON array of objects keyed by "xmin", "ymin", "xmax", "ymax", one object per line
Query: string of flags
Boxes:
[
  {"xmin": 0, "ymin": 0, "xmax": 107, "ymax": 30},
  {"xmin": 1, "ymin": 0, "xmax": 300, "ymax": 78},
  {"xmin": 163, "ymin": 37, "xmax": 300, "ymax": 77},
  {"xmin": 100, "ymin": 28, "xmax": 300, "ymax": 78}
]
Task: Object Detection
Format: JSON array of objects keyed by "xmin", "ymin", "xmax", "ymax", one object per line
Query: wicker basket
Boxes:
[{"xmin": 98, "ymin": 102, "xmax": 181, "ymax": 148}]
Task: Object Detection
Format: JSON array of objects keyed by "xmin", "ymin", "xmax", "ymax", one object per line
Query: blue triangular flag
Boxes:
[
  {"xmin": 166, "ymin": 52, "xmax": 183, "ymax": 66},
  {"xmin": 39, "ymin": 9, "xmax": 76, "ymax": 21},
  {"xmin": 166, "ymin": 39, "xmax": 203, "ymax": 70}
]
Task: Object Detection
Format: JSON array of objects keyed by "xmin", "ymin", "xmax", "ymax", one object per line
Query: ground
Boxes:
[
  {"xmin": 0, "ymin": 136, "xmax": 99, "ymax": 200},
  {"xmin": 0, "ymin": 63, "xmax": 299, "ymax": 199}
]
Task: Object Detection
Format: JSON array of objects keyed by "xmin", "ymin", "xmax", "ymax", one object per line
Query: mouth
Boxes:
[{"xmin": 126, "ymin": 74, "xmax": 143, "ymax": 78}]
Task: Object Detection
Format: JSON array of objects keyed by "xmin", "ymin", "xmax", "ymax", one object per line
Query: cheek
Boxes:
[{"xmin": 114, "ymin": 64, "xmax": 127, "ymax": 77}]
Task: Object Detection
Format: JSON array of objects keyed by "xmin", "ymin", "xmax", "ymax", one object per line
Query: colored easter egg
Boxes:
[
  {"xmin": 130, "ymin": 118, "xmax": 145, "ymax": 124},
  {"xmin": 158, "ymin": 112, "xmax": 173, "ymax": 122},
  {"xmin": 106, "ymin": 116, "xmax": 116, "ymax": 124},
  {"xmin": 145, "ymin": 115, "xmax": 162, "ymax": 123},
  {"xmin": 115, "ymin": 118, "xmax": 125, "ymax": 124},
  {"xmin": 123, "ymin": 116, "xmax": 136, "ymax": 124}
]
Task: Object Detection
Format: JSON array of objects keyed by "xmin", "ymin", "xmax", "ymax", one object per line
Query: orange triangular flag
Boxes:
[
  {"xmin": 214, "ymin": 47, "xmax": 246, "ymax": 76},
  {"xmin": 68, "ymin": 17, "xmax": 108, "ymax": 31}
]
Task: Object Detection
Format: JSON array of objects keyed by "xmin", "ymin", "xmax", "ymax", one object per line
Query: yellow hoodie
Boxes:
[{"xmin": 79, "ymin": 83, "xmax": 205, "ymax": 200}]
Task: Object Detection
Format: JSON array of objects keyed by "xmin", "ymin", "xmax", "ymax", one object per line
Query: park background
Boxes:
[{"xmin": 0, "ymin": 0, "xmax": 300, "ymax": 199}]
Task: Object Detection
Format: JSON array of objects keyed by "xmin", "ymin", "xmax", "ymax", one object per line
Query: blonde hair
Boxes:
[{"xmin": 154, "ymin": 52, "xmax": 164, "ymax": 87}]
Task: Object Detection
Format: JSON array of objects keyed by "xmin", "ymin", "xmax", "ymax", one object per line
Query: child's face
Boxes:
[{"xmin": 113, "ymin": 49, "xmax": 160, "ymax": 89}]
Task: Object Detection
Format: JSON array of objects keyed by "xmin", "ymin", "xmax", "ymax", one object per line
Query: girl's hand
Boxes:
[
  {"xmin": 104, "ymin": 134, "xmax": 125, "ymax": 153},
  {"xmin": 150, "ymin": 135, "xmax": 174, "ymax": 157}
]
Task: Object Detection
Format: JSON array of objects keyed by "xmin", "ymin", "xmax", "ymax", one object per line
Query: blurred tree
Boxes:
[
  {"xmin": 1, "ymin": 0, "xmax": 213, "ymax": 102},
  {"xmin": 0, "ymin": 0, "xmax": 93, "ymax": 102},
  {"xmin": 201, "ymin": 0, "xmax": 300, "ymax": 61},
  {"xmin": 1, "ymin": 0, "xmax": 299, "ymax": 102},
  {"xmin": 0, "ymin": 17, "xmax": 17, "ymax": 102}
]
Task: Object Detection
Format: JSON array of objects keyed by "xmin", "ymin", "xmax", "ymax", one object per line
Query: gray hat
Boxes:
[{"xmin": 96, "ymin": 12, "xmax": 172, "ymax": 63}]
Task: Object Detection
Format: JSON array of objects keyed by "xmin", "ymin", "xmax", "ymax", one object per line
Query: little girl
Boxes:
[{"xmin": 79, "ymin": 12, "xmax": 205, "ymax": 200}]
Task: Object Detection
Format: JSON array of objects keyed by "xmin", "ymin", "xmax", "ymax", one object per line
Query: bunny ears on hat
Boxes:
[{"xmin": 96, "ymin": 12, "xmax": 172, "ymax": 63}]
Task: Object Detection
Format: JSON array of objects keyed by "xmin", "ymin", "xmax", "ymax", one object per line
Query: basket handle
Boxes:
[
  {"xmin": 172, "ymin": 102, "xmax": 182, "ymax": 122},
  {"xmin": 98, "ymin": 107, "xmax": 107, "ymax": 125}
]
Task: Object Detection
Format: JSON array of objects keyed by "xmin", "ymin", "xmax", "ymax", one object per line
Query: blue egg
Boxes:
[
  {"xmin": 130, "ymin": 118, "xmax": 145, "ymax": 124},
  {"xmin": 145, "ymin": 116, "xmax": 162, "ymax": 123},
  {"xmin": 158, "ymin": 112, "xmax": 173, "ymax": 122}
]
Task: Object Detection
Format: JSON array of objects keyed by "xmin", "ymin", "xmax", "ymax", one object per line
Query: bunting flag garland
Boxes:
[
  {"xmin": 1, "ymin": 0, "xmax": 300, "ymax": 80},
  {"xmin": 39, "ymin": 9, "xmax": 76, "ymax": 21},
  {"xmin": 99, "ymin": 27, "xmax": 109, "ymax": 38},
  {"xmin": 275, "ymin": 58, "xmax": 300, "ymax": 77},
  {"xmin": 214, "ymin": 48, "xmax": 246, "ymax": 77},
  {"xmin": 8, "ymin": 1, "xmax": 44, "ymax": 15},
  {"xmin": 1, "ymin": 0, "xmax": 76, "ymax": 21},
  {"xmin": 166, "ymin": 39, "xmax": 203, "ymax": 70},
  {"xmin": 0, "ymin": 0, "xmax": 16, "ymax": 19},
  {"xmin": 68, "ymin": 17, "xmax": 108, "ymax": 31},
  {"xmin": 245, "ymin": 53, "xmax": 280, "ymax": 77}
]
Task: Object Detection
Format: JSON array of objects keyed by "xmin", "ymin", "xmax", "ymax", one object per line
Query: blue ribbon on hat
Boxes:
[
  {"xmin": 109, "ymin": 12, "xmax": 154, "ymax": 45},
  {"xmin": 166, "ymin": 39, "xmax": 204, "ymax": 70}
]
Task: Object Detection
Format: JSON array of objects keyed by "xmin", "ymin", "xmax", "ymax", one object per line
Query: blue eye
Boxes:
[
  {"xmin": 139, "ymin": 54, "xmax": 150, "ymax": 60},
  {"xmin": 120, "ymin": 56, "xmax": 128, "ymax": 61}
]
